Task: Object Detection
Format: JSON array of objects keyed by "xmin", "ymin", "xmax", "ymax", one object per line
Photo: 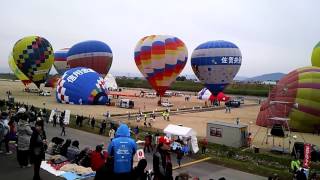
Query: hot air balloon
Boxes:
[
  {"xmin": 191, "ymin": 40, "xmax": 242, "ymax": 97},
  {"xmin": 256, "ymin": 67, "xmax": 320, "ymax": 132},
  {"xmin": 67, "ymin": 40, "xmax": 113, "ymax": 75},
  {"xmin": 134, "ymin": 35, "xmax": 188, "ymax": 96},
  {"xmin": 8, "ymin": 53, "xmax": 31, "ymax": 86},
  {"xmin": 104, "ymin": 73, "xmax": 118, "ymax": 91},
  {"xmin": 12, "ymin": 36, "xmax": 54, "ymax": 88},
  {"xmin": 198, "ymin": 88, "xmax": 229, "ymax": 101},
  {"xmin": 311, "ymin": 42, "xmax": 320, "ymax": 67},
  {"xmin": 56, "ymin": 67, "xmax": 108, "ymax": 105},
  {"xmin": 54, "ymin": 48, "xmax": 70, "ymax": 75}
]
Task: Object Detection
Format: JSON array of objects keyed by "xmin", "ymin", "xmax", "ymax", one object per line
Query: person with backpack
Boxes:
[
  {"xmin": 108, "ymin": 124, "xmax": 137, "ymax": 179},
  {"xmin": 0, "ymin": 111, "xmax": 11, "ymax": 154}
]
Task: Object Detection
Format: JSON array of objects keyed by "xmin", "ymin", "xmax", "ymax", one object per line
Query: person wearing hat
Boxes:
[
  {"xmin": 153, "ymin": 136, "xmax": 173, "ymax": 180},
  {"xmin": 0, "ymin": 111, "xmax": 11, "ymax": 154},
  {"xmin": 16, "ymin": 112, "xmax": 33, "ymax": 168}
]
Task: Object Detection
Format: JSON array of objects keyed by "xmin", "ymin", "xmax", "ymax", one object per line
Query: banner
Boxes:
[{"xmin": 303, "ymin": 143, "xmax": 311, "ymax": 168}]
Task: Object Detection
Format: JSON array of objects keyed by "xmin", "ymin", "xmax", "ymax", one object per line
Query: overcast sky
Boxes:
[{"xmin": 1, "ymin": 0, "xmax": 319, "ymax": 77}]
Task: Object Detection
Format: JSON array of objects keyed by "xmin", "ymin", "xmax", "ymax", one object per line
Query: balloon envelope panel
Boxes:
[
  {"xmin": 256, "ymin": 67, "xmax": 320, "ymax": 132},
  {"xmin": 134, "ymin": 35, "xmax": 188, "ymax": 96},
  {"xmin": 8, "ymin": 53, "xmax": 31, "ymax": 86},
  {"xmin": 67, "ymin": 40, "xmax": 113, "ymax": 75},
  {"xmin": 12, "ymin": 36, "xmax": 54, "ymax": 88},
  {"xmin": 191, "ymin": 40, "xmax": 242, "ymax": 95},
  {"xmin": 311, "ymin": 42, "xmax": 320, "ymax": 67},
  {"xmin": 54, "ymin": 48, "xmax": 70, "ymax": 75},
  {"xmin": 56, "ymin": 67, "xmax": 108, "ymax": 105}
]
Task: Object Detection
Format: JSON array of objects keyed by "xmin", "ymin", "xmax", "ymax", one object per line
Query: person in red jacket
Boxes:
[{"xmin": 91, "ymin": 145, "xmax": 107, "ymax": 171}]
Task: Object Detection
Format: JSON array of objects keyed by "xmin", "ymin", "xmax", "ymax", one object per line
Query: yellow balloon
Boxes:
[
  {"xmin": 8, "ymin": 53, "xmax": 31, "ymax": 86},
  {"xmin": 311, "ymin": 42, "xmax": 320, "ymax": 67}
]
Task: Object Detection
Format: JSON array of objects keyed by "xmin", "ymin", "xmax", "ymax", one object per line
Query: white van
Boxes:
[{"xmin": 118, "ymin": 99, "xmax": 134, "ymax": 108}]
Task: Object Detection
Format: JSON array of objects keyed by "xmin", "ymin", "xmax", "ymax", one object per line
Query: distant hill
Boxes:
[{"xmin": 245, "ymin": 73, "xmax": 286, "ymax": 82}]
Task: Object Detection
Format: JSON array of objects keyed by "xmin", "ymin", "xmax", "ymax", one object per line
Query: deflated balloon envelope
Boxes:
[
  {"xmin": 12, "ymin": 36, "xmax": 54, "ymax": 88},
  {"xmin": 56, "ymin": 67, "xmax": 108, "ymax": 105},
  {"xmin": 191, "ymin": 40, "xmax": 242, "ymax": 96},
  {"xmin": 67, "ymin": 40, "xmax": 113, "ymax": 75},
  {"xmin": 134, "ymin": 35, "xmax": 188, "ymax": 96}
]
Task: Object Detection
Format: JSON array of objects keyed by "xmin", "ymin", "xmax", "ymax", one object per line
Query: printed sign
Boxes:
[{"xmin": 303, "ymin": 143, "xmax": 311, "ymax": 168}]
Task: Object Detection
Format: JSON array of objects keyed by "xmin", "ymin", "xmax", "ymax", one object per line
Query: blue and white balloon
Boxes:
[
  {"xmin": 191, "ymin": 40, "xmax": 242, "ymax": 95},
  {"xmin": 56, "ymin": 67, "xmax": 108, "ymax": 105}
]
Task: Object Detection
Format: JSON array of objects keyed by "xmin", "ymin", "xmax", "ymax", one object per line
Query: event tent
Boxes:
[
  {"xmin": 104, "ymin": 73, "xmax": 118, "ymax": 90},
  {"xmin": 164, "ymin": 124, "xmax": 199, "ymax": 153}
]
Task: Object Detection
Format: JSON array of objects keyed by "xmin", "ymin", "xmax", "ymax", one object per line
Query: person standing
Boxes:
[
  {"xmin": 30, "ymin": 121, "xmax": 47, "ymax": 180},
  {"xmin": 91, "ymin": 145, "xmax": 107, "ymax": 171},
  {"xmin": 60, "ymin": 122, "xmax": 66, "ymax": 136},
  {"xmin": 91, "ymin": 117, "xmax": 95, "ymax": 129},
  {"xmin": 101, "ymin": 120, "xmax": 107, "ymax": 134},
  {"xmin": 0, "ymin": 112, "xmax": 11, "ymax": 154},
  {"xmin": 53, "ymin": 113, "xmax": 57, "ymax": 127},
  {"xmin": 109, "ymin": 128, "xmax": 115, "ymax": 141},
  {"xmin": 176, "ymin": 147, "xmax": 184, "ymax": 168},
  {"xmin": 108, "ymin": 124, "xmax": 137, "ymax": 179},
  {"xmin": 144, "ymin": 133, "xmax": 153, "ymax": 153},
  {"xmin": 153, "ymin": 136, "xmax": 173, "ymax": 180},
  {"xmin": 16, "ymin": 112, "xmax": 33, "ymax": 168},
  {"xmin": 200, "ymin": 138, "xmax": 208, "ymax": 154}
]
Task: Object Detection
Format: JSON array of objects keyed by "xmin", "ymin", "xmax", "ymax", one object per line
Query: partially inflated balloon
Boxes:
[
  {"xmin": 54, "ymin": 48, "xmax": 70, "ymax": 75},
  {"xmin": 191, "ymin": 40, "xmax": 242, "ymax": 96},
  {"xmin": 134, "ymin": 35, "xmax": 188, "ymax": 96},
  {"xmin": 56, "ymin": 67, "xmax": 108, "ymax": 105},
  {"xmin": 67, "ymin": 40, "xmax": 113, "ymax": 75},
  {"xmin": 311, "ymin": 42, "xmax": 320, "ymax": 67},
  {"xmin": 12, "ymin": 36, "xmax": 54, "ymax": 88},
  {"xmin": 8, "ymin": 53, "xmax": 31, "ymax": 86},
  {"xmin": 256, "ymin": 67, "xmax": 320, "ymax": 132}
]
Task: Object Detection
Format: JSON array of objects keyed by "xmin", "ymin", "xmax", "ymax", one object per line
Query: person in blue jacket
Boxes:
[{"xmin": 108, "ymin": 124, "xmax": 137, "ymax": 178}]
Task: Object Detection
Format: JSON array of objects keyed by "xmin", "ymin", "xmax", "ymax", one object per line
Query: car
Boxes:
[
  {"xmin": 225, "ymin": 100, "xmax": 241, "ymax": 108},
  {"xmin": 145, "ymin": 92, "xmax": 156, "ymax": 98},
  {"xmin": 39, "ymin": 91, "xmax": 51, "ymax": 96},
  {"xmin": 291, "ymin": 142, "xmax": 320, "ymax": 162},
  {"xmin": 118, "ymin": 99, "xmax": 134, "ymax": 108},
  {"xmin": 161, "ymin": 101, "xmax": 173, "ymax": 107},
  {"xmin": 234, "ymin": 96, "xmax": 245, "ymax": 104}
]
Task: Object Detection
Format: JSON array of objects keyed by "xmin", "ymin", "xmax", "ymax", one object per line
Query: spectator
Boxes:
[
  {"xmin": 91, "ymin": 145, "xmax": 107, "ymax": 171},
  {"xmin": 61, "ymin": 122, "xmax": 66, "ymax": 136},
  {"xmin": 109, "ymin": 128, "xmax": 115, "ymax": 141},
  {"xmin": 76, "ymin": 146, "xmax": 92, "ymax": 167},
  {"xmin": 144, "ymin": 133, "xmax": 153, "ymax": 153},
  {"xmin": 132, "ymin": 159, "xmax": 148, "ymax": 180},
  {"xmin": 176, "ymin": 147, "xmax": 184, "ymax": 168},
  {"xmin": 296, "ymin": 169, "xmax": 307, "ymax": 180},
  {"xmin": 60, "ymin": 139, "xmax": 71, "ymax": 157},
  {"xmin": 108, "ymin": 124, "xmax": 137, "ymax": 179},
  {"xmin": 133, "ymin": 126, "xmax": 139, "ymax": 138},
  {"xmin": 53, "ymin": 113, "xmax": 57, "ymax": 127},
  {"xmin": 153, "ymin": 136, "xmax": 173, "ymax": 180},
  {"xmin": 16, "ymin": 112, "xmax": 33, "ymax": 168},
  {"xmin": 79, "ymin": 115, "xmax": 84, "ymax": 127},
  {"xmin": 30, "ymin": 121, "xmax": 47, "ymax": 180},
  {"xmin": 67, "ymin": 140, "xmax": 80, "ymax": 162},
  {"xmin": 101, "ymin": 120, "xmax": 107, "ymax": 134},
  {"xmin": 290, "ymin": 157, "xmax": 301, "ymax": 174},
  {"xmin": 0, "ymin": 111, "xmax": 11, "ymax": 154},
  {"xmin": 91, "ymin": 117, "xmax": 96, "ymax": 129},
  {"xmin": 200, "ymin": 138, "xmax": 208, "ymax": 154}
]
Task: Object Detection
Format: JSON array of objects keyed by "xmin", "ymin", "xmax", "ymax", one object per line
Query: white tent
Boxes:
[
  {"xmin": 164, "ymin": 124, "xmax": 199, "ymax": 153},
  {"xmin": 104, "ymin": 73, "xmax": 118, "ymax": 90},
  {"xmin": 197, "ymin": 88, "xmax": 211, "ymax": 100}
]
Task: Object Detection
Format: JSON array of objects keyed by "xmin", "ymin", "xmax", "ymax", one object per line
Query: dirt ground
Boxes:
[{"xmin": 1, "ymin": 80, "xmax": 320, "ymax": 150}]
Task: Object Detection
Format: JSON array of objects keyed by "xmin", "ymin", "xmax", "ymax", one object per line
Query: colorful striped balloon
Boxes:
[
  {"xmin": 134, "ymin": 35, "xmax": 188, "ymax": 96},
  {"xmin": 311, "ymin": 41, "xmax": 320, "ymax": 67},
  {"xmin": 54, "ymin": 48, "xmax": 70, "ymax": 75},
  {"xmin": 8, "ymin": 53, "xmax": 31, "ymax": 86}
]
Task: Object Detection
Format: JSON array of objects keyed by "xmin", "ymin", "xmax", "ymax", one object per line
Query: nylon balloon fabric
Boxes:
[
  {"xmin": 191, "ymin": 40, "xmax": 242, "ymax": 96},
  {"xmin": 12, "ymin": 36, "xmax": 54, "ymax": 88},
  {"xmin": 56, "ymin": 67, "xmax": 108, "ymax": 105},
  {"xmin": 134, "ymin": 35, "xmax": 188, "ymax": 96}
]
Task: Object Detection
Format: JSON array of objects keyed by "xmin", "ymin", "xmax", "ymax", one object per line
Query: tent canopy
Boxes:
[{"xmin": 164, "ymin": 124, "xmax": 196, "ymax": 137}]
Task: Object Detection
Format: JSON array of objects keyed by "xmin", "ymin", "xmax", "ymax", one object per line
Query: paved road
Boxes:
[{"xmin": 0, "ymin": 124, "xmax": 266, "ymax": 180}]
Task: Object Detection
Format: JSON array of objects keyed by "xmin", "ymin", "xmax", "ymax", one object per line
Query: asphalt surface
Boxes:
[{"xmin": 0, "ymin": 123, "xmax": 266, "ymax": 180}]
